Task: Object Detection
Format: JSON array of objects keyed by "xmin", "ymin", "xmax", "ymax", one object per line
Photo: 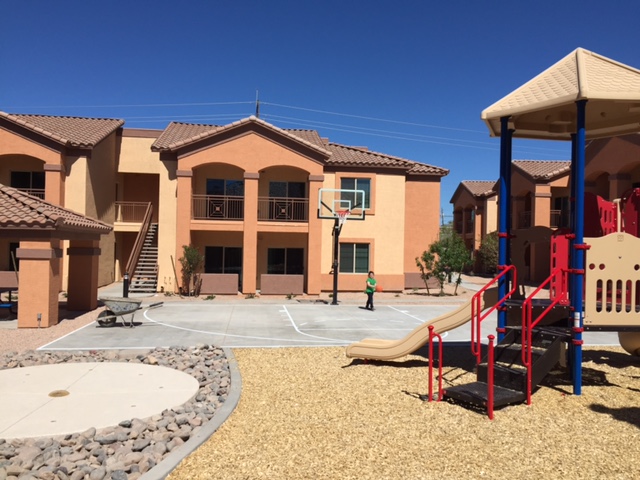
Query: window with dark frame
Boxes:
[
  {"xmin": 340, "ymin": 178, "xmax": 370, "ymax": 209},
  {"xmin": 267, "ymin": 248, "xmax": 304, "ymax": 275},
  {"xmin": 204, "ymin": 246, "xmax": 243, "ymax": 289},
  {"xmin": 339, "ymin": 243, "xmax": 369, "ymax": 273}
]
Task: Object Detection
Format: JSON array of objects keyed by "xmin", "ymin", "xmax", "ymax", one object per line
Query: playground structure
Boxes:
[{"xmin": 346, "ymin": 48, "xmax": 640, "ymax": 417}]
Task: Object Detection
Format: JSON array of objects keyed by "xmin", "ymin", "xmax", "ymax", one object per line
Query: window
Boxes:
[
  {"xmin": 339, "ymin": 243, "xmax": 369, "ymax": 273},
  {"xmin": 205, "ymin": 179, "xmax": 244, "ymax": 219},
  {"xmin": 204, "ymin": 247, "xmax": 243, "ymax": 288},
  {"xmin": 267, "ymin": 182, "xmax": 307, "ymax": 221},
  {"xmin": 268, "ymin": 182, "xmax": 305, "ymax": 198},
  {"xmin": 340, "ymin": 178, "xmax": 370, "ymax": 209},
  {"xmin": 206, "ymin": 179, "xmax": 244, "ymax": 196},
  {"xmin": 11, "ymin": 171, "xmax": 45, "ymax": 197},
  {"xmin": 267, "ymin": 248, "xmax": 304, "ymax": 275}
]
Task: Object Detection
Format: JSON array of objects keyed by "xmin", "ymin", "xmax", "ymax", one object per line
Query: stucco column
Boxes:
[
  {"xmin": 609, "ymin": 173, "xmax": 632, "ymax": 200},
  {"xmin": 533, "ymin": 186, "xmax": 552, "ymax": 227},
  {"xmin": 242, "ymin": 172, "xmax": 259, "ymax": 294},
  {"xmin": 66, "ymin": 240, "xmax": 100, "ymax": 311},
  {"xmin": 306, "ymin": 175, "xmax": 324, "ymax": 294},
  {"xmin": 474, "ymin": 205, "xmax": 484, "ymax": 249},
  {"xmin": 16, "ymin": 240, "xmax": 61, "ymax": 328},
  {"xmin": 44, "ymin": 163, "xmax": 65, "ymax": 205},
  {"xmin": 175, "ymin": 170, "xmax": 193, "ymax": 292},
  {"xmin": 44, "ymin": 164, "xmax": 66, "ymax": 294}
]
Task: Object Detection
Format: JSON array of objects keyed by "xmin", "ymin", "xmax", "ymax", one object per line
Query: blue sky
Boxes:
[{"xmin": 2, "ymin": 0, "xmax": 640, "ymax": 218}]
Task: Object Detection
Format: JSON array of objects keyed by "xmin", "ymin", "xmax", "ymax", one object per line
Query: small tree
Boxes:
[
  {"xmin": 416, "ymin": 232, "xmax": 472, "ymax": 295},
  {"xmin": 415, "ymin": 251, "xmax": 436, "ymax": 295},
  {"xmin": 178, "ymin": 245, "xmax": 204, "ymax": 296},
  {"xmin": 438, "ymin": 233, "xmax": 473, "ymax": 294},
  {"xmin": 478, "ymin": 231, "xmax": 499, "ymax": 274}
]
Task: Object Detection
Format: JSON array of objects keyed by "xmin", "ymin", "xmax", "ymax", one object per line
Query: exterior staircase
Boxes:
[
  {"xmin": 129, "ymin": 223, "xmax": 158, "ymax": 293},
  {"xmin": 443, "ymin": 323, "xmax": 570, "ymax": 409}
]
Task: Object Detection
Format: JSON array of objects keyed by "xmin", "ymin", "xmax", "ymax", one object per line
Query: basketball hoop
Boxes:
[{"xmin": 337, "ymin": 209, "xmax": 351, "ymax": 228}]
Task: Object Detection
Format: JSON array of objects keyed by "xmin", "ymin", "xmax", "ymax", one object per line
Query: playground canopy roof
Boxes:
[{"xmin": 482, "ymin": 48, "xmax": 640, "ymax": 141}]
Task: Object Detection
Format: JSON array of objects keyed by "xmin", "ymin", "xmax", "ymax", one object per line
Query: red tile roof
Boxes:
[
  {"xmin": 151, "ymin": 116, "xmax": 331, "ymax": 156},
  {"xmin": 325, "ymin": 142, "xmax": 448, "ymax": 176},
  {"xmin": 461, "ymin": 180, "xmax": 497, "ymax": 197},
  {"xmin": 0, "ymin": 185, "xmax": 112, "ymax": 234},
  {"xmin": 0, "ymin": 112, "xmax": 123, "ymax": 148},
  {"xmin": 513, "ymin": 160, "xmax": 571, "ymax": 180},
  {"xmin": 151, "ymin": 117, "xmax": 448, "ymax": 176}
]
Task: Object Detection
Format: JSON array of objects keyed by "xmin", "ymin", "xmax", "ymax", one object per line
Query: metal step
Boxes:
[{"xmin": 443, "ymin": 382, "xmax": 526, "ymax": 408}]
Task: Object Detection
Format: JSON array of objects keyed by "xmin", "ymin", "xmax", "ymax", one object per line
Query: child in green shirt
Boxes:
[{"xmin": 365, "ymin": 271, "xmax": 376, "ymax": 311}]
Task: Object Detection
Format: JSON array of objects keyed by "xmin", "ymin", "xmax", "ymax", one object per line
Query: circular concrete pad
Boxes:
[{"xmin": 0, "ymin": 362, "xmax": 199, "ymax": 438}]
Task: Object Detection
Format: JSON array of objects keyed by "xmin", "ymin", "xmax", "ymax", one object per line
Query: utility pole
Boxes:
[{"xmin": 255, "ymin": 90, "xmax": 260, "ymax": 118}]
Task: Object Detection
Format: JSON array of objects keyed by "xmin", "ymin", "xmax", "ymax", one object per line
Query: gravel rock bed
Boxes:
[
  {"xmin": 169, "ymin": 346, "xmax": 640, "ymax": 480},
  {"xmin": 0, "ymin": 346, "xmax": 230, "ymax": 480}
]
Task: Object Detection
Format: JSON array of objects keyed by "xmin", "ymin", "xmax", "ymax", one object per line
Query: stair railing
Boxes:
[
  {"xmin": 521, "ymin": 267, "xmax": 569, "ymax": 405},
  {"xmin": 471, "ymin": 265, "xmax": 517, "ymax": 364},
  {"xmin": 427, "ymin": 325, "xmax": 443, "ymax": 402},
  {"xmin": 124, "ymin": 202, "xmax": 153, "ymax": 284}
]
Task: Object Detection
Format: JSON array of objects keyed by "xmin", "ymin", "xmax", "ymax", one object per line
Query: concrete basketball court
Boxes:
[{"xmin": 40, "ymin": 299, "xmax": 620, "ymax": 351}]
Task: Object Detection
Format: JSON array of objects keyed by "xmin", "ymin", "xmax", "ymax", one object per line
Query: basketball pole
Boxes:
[{"xmin": 331, "ymin": 217, "xmax": 342, "ymax": 305}]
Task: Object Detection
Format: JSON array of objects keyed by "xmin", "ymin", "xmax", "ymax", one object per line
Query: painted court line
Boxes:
[
  {"xmin": 38, "ymin": 320, "xmax": 98, "ymax": 350},
  {"xmin": 280, "ymin": 305, "xmax": 351, "ymax": 343},
  {"xmin": 143, "ymin": 309, "xmax": 332, "ymax": 344}
]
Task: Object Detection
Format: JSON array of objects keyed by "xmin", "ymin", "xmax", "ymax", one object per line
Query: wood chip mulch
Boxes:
[{"xmin": 168, "ymin": 346, "xmax": 640, "ymax": 480}]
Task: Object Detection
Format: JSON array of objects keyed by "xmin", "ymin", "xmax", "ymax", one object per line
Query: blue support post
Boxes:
[
  {"xmin": 568, "ymin": 134, "xmax": 577, "ymax": 378},
  {"xmin": 571, "ymin": 100, "xmax": 587, "ymax": 395},
  {"xmin": 497, "ymin": 116, "xmax": 513, "ymax": 341}
]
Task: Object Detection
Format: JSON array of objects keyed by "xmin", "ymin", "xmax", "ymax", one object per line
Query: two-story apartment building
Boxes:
[{"xmin": 0, "ymin": 113, "xmax": 448, "ymax": 298}]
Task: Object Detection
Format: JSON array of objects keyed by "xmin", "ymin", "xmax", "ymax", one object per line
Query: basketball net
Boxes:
[{"xmin": 337, "ymin": 209, "xmax": 351, "ymax": 228}]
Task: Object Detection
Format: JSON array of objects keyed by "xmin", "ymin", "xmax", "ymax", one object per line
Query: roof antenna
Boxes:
[{"xmin": 255, "ymin": 90, "xmax": 260, "ymax": 118}]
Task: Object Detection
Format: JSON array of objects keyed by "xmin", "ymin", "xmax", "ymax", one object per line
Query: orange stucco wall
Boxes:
[
  {"xmin": 0, "ymin": 128, "xmax": 61, "ymax": 165},
  {"xmin": 404, "ymin": 177, "xmax": 441, "ymax": 273}
]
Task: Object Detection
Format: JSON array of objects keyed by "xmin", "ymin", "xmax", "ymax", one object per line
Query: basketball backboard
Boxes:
[{"xmin": 318, "ymin": 188, "xmax": 366, "ymax": 220}]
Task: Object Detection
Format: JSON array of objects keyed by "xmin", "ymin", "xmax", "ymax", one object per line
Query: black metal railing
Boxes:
[
  {"xmin": 192, "ymin": 195, "xmax": 244, "ymax": 220},
  {"xmin": 258, "ymin": 197, "xmax": 308, "ymax": 222}
]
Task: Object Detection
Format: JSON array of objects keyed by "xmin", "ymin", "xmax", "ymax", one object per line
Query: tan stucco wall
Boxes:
[
  {"xmin": 87, "ymin": 134, "xmax": 117, "ymax": 287},
  {"xmin": 485, "ymin": 196, "xmax": 498, "ymax": 235},
  {"xmin": 318, "ymin": 172, "xmax": 409, "ymax": 291},
  {"xmin": 119, "ymin": 135, "xmax": 177, "ymax": 293}
]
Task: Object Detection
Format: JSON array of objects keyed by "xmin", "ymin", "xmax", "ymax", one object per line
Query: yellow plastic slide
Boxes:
[{"xmin": 345, "ymin": 287, "xmax": 498, "ymax": 360}]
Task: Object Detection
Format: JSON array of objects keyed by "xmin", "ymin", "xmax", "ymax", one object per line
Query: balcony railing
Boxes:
[
  {"xmin": 550, "ymin": 209, "xmax": 570, "ymax": 229},
  {"xmin": 17, "ymin": 188, "xmax": 45, "ymax": 199},
  {"xmin": 518, "ymin": 210, "xmax": 570, "ymax": 229},
  {"xmin": 192, "ymin": 195, "xmax": 244, "ymax": 220},
  {"xmin": 115, "ymin": 202, "xmax": 150, "ymax": 223},
  {"xmin": 258, "ymin": 197, "xmax": 308, "ymax": 222}
]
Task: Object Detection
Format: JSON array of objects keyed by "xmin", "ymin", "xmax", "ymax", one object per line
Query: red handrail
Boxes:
[
  {"xmin": 521, "ymin": 267, "xmax": 569, "ymax": 405},
  {"xmin": 428, "ymin": 325, "xmax": 443, "ymax": 402},
  {"xmin": 487, "ymin": 334, "xmax": 495, "ymax": 420},
  {"xmin": 471, "ymin": 265, "xmax": 517, "ymax": 364}
]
